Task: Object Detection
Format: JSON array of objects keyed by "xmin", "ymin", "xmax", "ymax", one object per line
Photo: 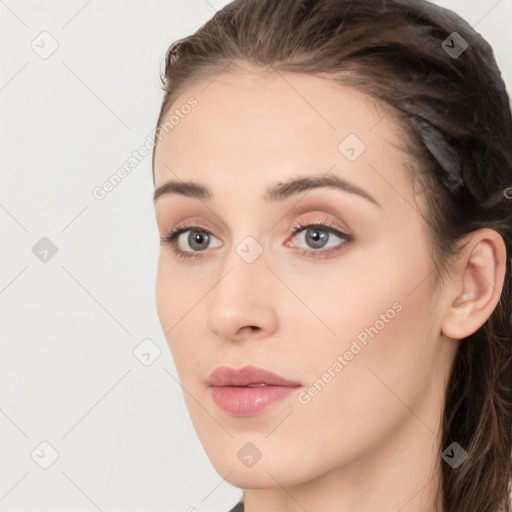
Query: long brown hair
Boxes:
[{"xmin": 152, "ymin": 1, "xmax": 512, "ymax": 510}]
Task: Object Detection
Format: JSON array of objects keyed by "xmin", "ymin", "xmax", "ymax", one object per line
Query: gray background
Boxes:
[{"xmin": 1, "ymin": 1, "xmax": 511, "ymax": 511}]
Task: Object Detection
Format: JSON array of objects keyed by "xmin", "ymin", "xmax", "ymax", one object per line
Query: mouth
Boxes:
[{"xmin": 206, "ymin": 365, "xmax": 302, "ymax": 416}]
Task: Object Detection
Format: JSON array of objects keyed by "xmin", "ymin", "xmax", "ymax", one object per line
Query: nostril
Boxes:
[{"xmin": 233, "ymin": 325, "xmax": 261, "ymax": 338}]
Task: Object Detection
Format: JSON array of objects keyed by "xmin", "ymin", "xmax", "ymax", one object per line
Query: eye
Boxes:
[
  {"xmin": 160, "ymin": 219, "xmax": 353, "ymax": 261},
  {"xmin": 286, "ymin": 220, "xmax": 352, "ymax": 259},
  {"xmin": 160, "ymin": 225, "xmax": 222, "ymax": 260}
]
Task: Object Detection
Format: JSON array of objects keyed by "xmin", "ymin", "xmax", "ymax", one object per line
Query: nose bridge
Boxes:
[
  {"xmin": 206, "ymin": 232, "xmax": 278, "ymax": 339},
  {"xmin": 211, "ymin": 233, "xmax": 268, "ymax": 310}
]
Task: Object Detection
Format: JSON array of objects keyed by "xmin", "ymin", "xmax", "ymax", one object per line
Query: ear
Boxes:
[{"xmin": 441, "ymin": 228, "xmax": 507, "ymax": 340}]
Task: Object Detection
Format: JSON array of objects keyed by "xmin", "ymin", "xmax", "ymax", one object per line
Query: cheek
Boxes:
[
  {"xmin": 155, "ymin": 254, "xmax": 200, "ymax": 369},
  {"xmin": 315, "ymin": 251, "xmax": 436, "ymax": 404},
  {"xmin": 289, "ymin": 229, "xmax": 436, "ymax": 396},
  {"xmin": 270, "ymin": 284, "xmax": 437, "ymax": 481},
  {"xmin": 280, "ymin": 232, "xmax": 427, "ymax": 341},
  {"xmin": 294, "ymin": 296, "xmax": 436, "ymax": 464},
  {"xmin": 155, "ymin": 252, "xmax": 201, "ymax": 328},
  {"xmin": 155, "ymin": 254, "xmax": 175, "ymax": 328}
]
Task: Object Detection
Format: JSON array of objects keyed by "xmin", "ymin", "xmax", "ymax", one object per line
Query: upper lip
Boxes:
[{"xmin": 207, "ymin": 365, "xmax": 301, "ymax": 387}]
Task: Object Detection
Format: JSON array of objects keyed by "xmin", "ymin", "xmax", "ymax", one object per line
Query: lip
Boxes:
[
  {"xmin": 207, "ymin": 364, "xmax": 301, "ymax": 387},
  {"xmin": 207, "ymin": 365, "xmax": 301, "ymax": 416}
]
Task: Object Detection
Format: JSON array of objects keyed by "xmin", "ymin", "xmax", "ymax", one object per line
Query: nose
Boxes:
[{"xmin": 206, "ymin": 240, "xmax": 279, "ymax": 342}]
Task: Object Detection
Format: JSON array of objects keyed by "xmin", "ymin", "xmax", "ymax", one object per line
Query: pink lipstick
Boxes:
[{"xmin": 207, "ymin": 365, "xmax": 301, "ymax": 416}]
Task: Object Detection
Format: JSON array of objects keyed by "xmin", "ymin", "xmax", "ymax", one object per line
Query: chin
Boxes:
[
  {"xmin": 208, "ymin": 449, "xmax": 311, "ymax": 489},
  {"xmin": 223, "ymin": 465, "xmax": 301, "ymax": 489}
]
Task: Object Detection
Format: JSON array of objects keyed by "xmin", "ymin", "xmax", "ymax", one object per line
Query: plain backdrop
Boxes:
[{"xmin": 1, "ymin": 1, "xmax": 511, "ymax": 511}]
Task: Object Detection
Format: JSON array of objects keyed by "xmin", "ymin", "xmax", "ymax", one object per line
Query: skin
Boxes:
[{"xmin": 153, "ymin": 66, "xmax": 506, "ymax": 512}]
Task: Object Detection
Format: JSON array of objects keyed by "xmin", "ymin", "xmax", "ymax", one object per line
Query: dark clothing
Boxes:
[{"xmin": 228, "ymin": 498, "xmax": 244, "ymax": 512}]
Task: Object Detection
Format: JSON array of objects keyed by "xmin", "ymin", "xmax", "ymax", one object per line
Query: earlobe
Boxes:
[{"xmin": 441, "ymin": 229, "xmax": 507, "ymax": 341}]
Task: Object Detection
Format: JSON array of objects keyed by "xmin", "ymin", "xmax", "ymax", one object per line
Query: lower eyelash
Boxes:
[{"xmin": 173, "ymin": 247, "xmax": 202, "ymax": 261}]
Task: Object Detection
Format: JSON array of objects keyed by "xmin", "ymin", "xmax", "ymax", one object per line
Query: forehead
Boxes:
[{"xmin": 153, "ymin": 69, "xmax": 413, "ymax": 201}]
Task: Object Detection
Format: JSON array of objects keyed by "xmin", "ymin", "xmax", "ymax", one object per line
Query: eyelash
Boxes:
[{"xmin": 160, "ymin": 219, "xmax": 353, "ymax": 261}]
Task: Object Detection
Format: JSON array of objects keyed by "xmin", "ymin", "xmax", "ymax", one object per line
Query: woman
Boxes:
[{"xmin": 151, "ymin": 1, "xmax": 512, "ymax": 511}]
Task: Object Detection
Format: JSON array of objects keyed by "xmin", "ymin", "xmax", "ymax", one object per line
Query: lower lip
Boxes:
[{"xmin": 210, "ymin": 385, "xmax": 299, "ymax": 416}]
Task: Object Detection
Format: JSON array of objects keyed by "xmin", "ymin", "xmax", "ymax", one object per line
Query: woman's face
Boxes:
[{"xmin": 153, "ymin": 69, "xmax": 457, "ymax": 490}]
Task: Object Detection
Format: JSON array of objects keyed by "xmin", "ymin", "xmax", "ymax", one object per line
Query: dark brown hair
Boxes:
[{"xmin": 152, "ymin": 1, "xmax": 512, "ymax": 510}]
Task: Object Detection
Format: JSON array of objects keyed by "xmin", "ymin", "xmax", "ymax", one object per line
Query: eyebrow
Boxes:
[{"xmin": 153, "ymin": 173, "xmax": 381, "ymax": 208}]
